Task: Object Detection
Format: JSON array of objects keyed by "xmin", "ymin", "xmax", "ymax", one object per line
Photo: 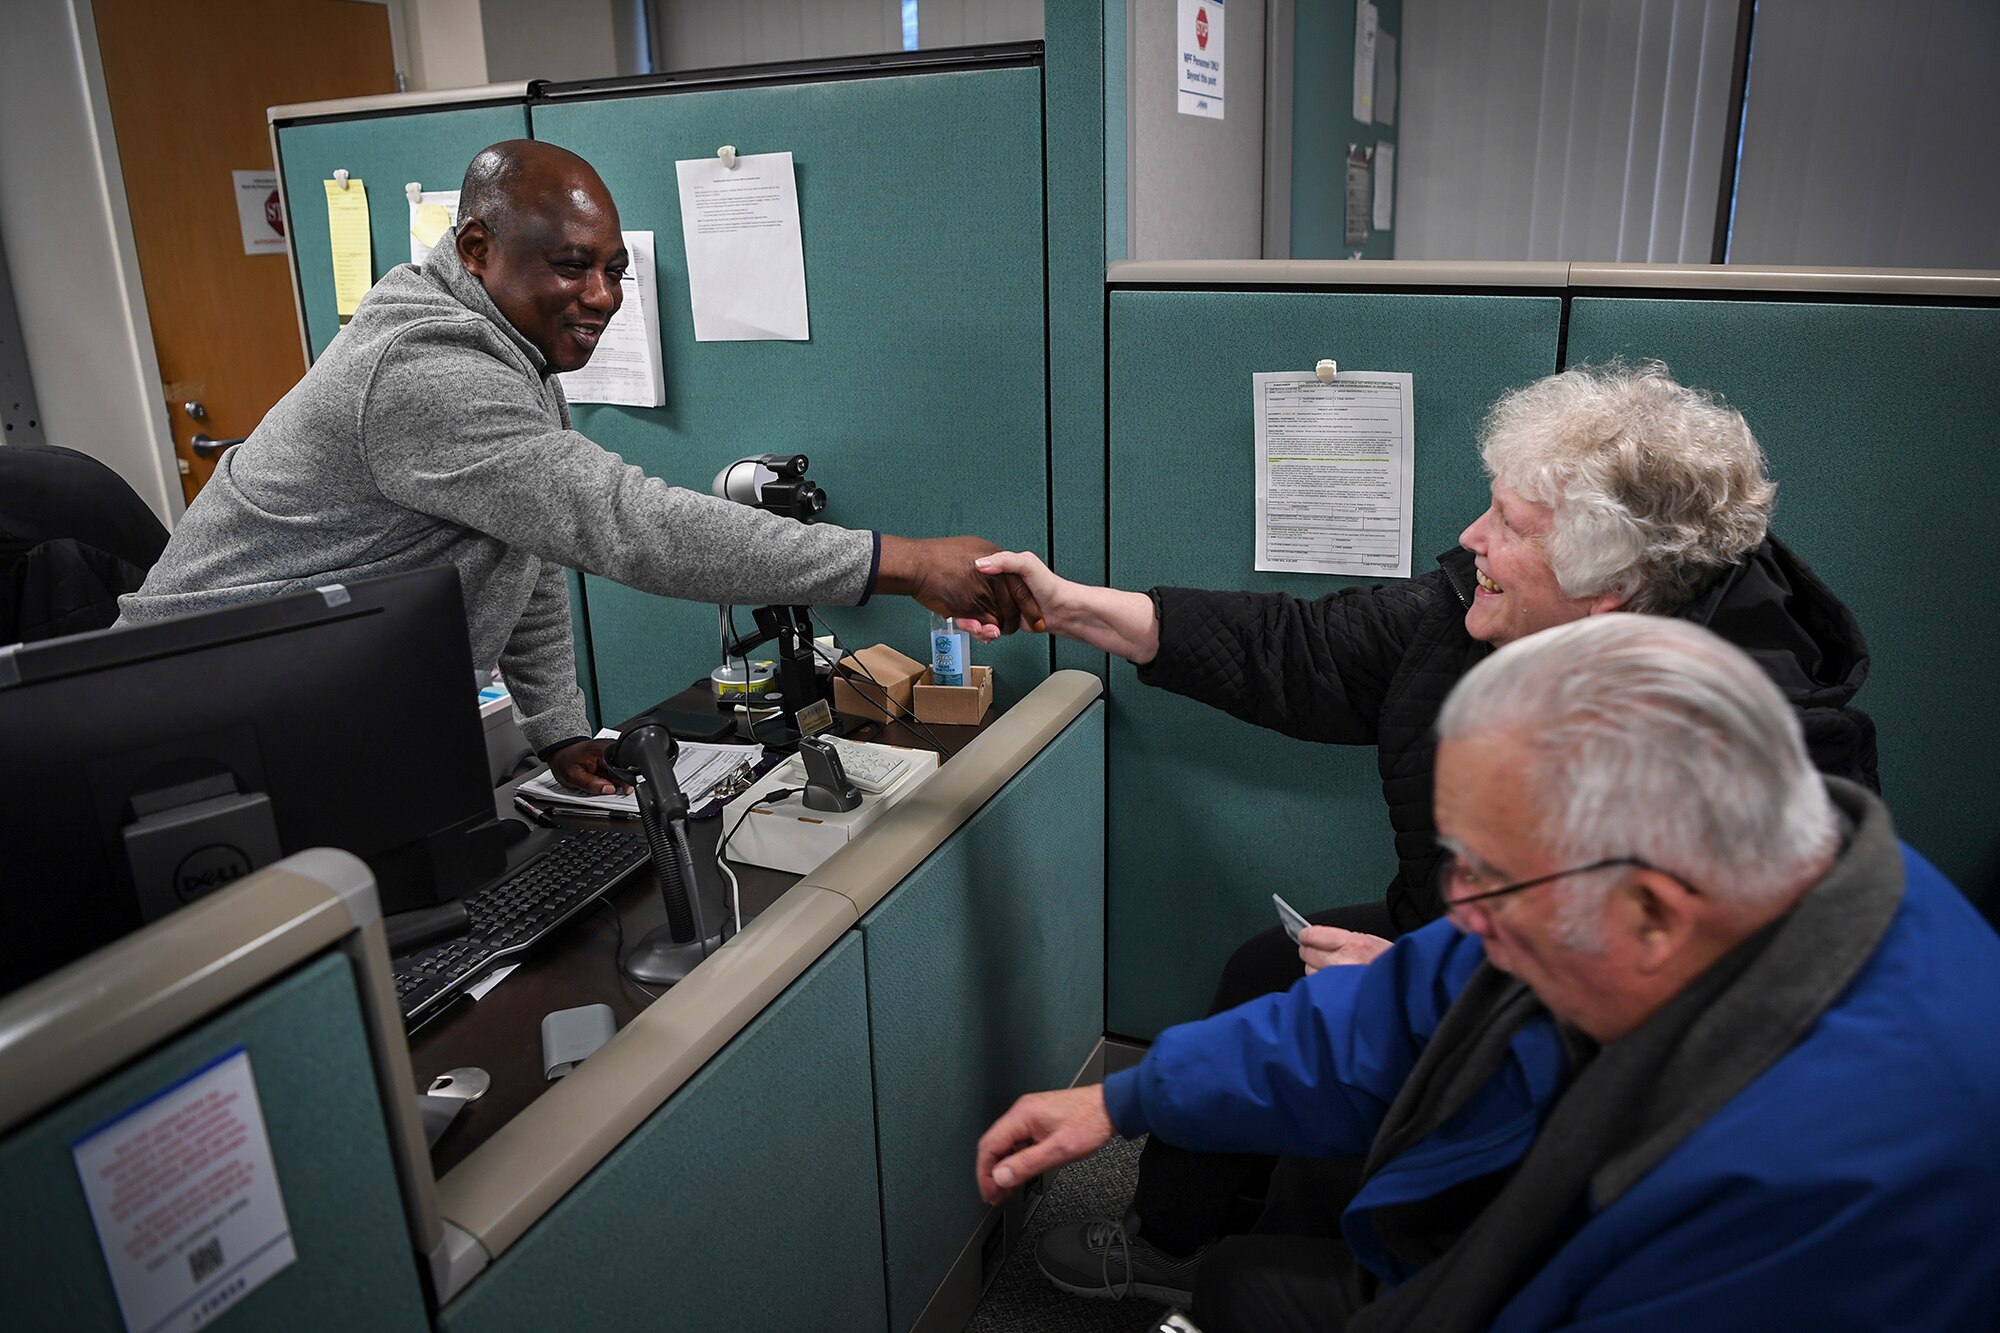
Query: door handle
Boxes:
[{"xmin": 189, "ymin": 433, "xmax": 246, "ymax": 457}]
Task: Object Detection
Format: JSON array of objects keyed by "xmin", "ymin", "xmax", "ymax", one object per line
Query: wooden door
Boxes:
[{"xmin": 93, "ymin": 0, "xmax": 398, "ymax": 505}]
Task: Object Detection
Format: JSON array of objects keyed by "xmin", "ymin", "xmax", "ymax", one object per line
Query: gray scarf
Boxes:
[{"xmin": 1349, "ymin": 778, "xmax": 1903, "ymax": 1333}]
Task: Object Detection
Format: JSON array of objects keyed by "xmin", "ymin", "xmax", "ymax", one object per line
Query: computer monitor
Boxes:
[{"xmin": 0, "ymin": 566, "xmax": 509, "ymax": 993}]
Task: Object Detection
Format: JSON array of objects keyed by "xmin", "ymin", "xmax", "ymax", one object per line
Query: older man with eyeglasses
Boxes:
[{"xmin": 976, "ymin": 615, "xmax": 2000, "ymax": 1333}]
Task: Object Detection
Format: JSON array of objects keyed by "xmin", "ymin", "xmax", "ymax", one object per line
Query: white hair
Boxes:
[
  {"xmin": 1479, "ymin": 361, "xmax": 1775, "ymax": 615},
  {"xmin": 1437, "ymin": 615, "xmax": 1837, "ymax": 947}
]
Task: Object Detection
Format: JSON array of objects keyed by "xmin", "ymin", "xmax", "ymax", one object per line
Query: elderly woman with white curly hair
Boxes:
[{"xmin": 976, "ymin": 360, "xmax": 1882, "ymax": 1308}]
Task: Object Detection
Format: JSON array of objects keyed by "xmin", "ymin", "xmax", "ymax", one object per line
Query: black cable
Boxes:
[
  {"xmin": 833, "ymin": 660, "xmax": 956, "ymax": 756},
  {"xmin": 714, "ymin": 784, "xmax": 799, "ymax": 937},
  {"xmin": 807, "ymin": 607, "xmax": 958, "ymax": 756},
  {"xmin": 592, "ymin": 899, "xmax": 659, "ymax": 1001},
  {"xmin": 718, "ymin": 786, "xmax": 799, "ymax": 861}
]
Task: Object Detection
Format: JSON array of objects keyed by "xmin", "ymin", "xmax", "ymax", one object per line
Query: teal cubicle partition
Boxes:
[
  {"xmin": 861, "ymin": 705, "xmax": 1104, "ymax": 1333},
  {"xmin": 1103, "ymin": 278, "xmax": 1562, "ymax": 1038},
  {"xmin": 0, "ymin": 853, "xmax": 431, "ymax": 1333},
  {"xmin": 1046, "ymin": 1, "xmax": 1116, "ymax": 679},
  {"xmin": 1290, "ymin": 0, "xmax": 1403, "ymax": 260},
  {"xmin": 435, "ymin": 935, "xmax": 886, "ymax": 1333},
  {"xmin": 2, "ymin": 956, "xmax": 427, "ymax": 1333},
  {"xmin": 1565, "ymin": 291, "xmax": 2000, "ymax": 896},
  {"xmin": 273, "ymin": 95, "xmax": 532, "ymax": 359},
  {"xmin": 1100, "ymin": 263, "xmax": 2000, "ymax": 1038},
  {"xmin": 531, "ymin": 58, "xmax": 1052, "ymax": 721}
]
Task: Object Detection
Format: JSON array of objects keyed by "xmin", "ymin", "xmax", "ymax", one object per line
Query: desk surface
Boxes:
[{"xmin": 408, "ymin": 706, "xmax": 983, "ymax": 1174}]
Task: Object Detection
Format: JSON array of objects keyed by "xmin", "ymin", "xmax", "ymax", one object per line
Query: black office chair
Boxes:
[{"xmin": 0, "ymin": 444, "xmax": 170, "ymax": 643}]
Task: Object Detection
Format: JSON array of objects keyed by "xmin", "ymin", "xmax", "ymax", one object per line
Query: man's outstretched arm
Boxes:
[{"xmin": 878, "ymin": 535, "xmax": 1044, "ymax": 638}]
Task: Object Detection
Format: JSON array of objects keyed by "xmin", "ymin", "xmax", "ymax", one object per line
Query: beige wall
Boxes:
[{"xmin": 404, "ymin": 0, "xmax": 490, "ymax": 90}]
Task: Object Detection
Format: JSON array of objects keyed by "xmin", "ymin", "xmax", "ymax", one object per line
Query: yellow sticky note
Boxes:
[
  {"xmin": 323, "ymin": 177, "xmax": 373, "ymax": 319},
  {"xmin": 411, "ymin": 201, "xmax": 453, "ymax": 250}
]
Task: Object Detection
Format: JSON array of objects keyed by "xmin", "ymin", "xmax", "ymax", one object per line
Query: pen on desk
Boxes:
[{"xmin": 512, "ymin": 794, "xmax": 557, "ymax": 828}]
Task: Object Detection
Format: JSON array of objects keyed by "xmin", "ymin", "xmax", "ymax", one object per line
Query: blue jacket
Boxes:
[{"xmin": 1103, "ymin": 845, "xmax": 2000, "ymax": 1330}]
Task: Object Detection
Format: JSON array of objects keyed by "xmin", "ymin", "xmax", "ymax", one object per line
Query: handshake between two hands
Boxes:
[
  {"xmin": 880, "ymin": 536, "xmax": 1058, "ymax": 642},
  {"xmin": 549, "ymin": 541, "xmax": 1066, "ymax": 797}
]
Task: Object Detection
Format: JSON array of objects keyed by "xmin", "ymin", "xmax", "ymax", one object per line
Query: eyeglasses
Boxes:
[{"xmin": 1442, "ymin": 855, "xmax": 1701, "ymax": 918}]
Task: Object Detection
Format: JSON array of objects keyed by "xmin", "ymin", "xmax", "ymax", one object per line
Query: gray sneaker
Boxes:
[{"xmin": 1034, "ymin": 1214, "xmax": 1208, "ymax": 1305}]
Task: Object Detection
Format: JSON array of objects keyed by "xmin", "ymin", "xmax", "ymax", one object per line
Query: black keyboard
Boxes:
[{"xmin": 393, "ymin": 827, "xmax": 650, "ymax": 1028}]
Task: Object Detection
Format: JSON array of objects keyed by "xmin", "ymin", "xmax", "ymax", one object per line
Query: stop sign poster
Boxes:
[
  {"xmin": 232, "ymin": 171, "xmax": 285, "ymax": 255},
  {"xmin": 1178, "ymin": 0, "xmax": 1225, "ymax": 119}
]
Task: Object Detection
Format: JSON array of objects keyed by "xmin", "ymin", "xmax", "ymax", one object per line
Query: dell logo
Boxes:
[{"xmin": 174, "ymin": 844, "xmax": 254, "ymax": 902}]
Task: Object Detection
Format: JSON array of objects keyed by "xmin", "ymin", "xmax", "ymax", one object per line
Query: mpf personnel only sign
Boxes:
[{"xmin": 1179, "ymin": 0, "xmax": 1225, "ymax": 119}]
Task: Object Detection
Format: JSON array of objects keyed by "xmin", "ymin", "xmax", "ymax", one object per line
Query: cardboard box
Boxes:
[
  {"xmin": 721, "ymin": 745, "xmax": 940, "ymax": 874},
  {"xmin": 831, "ymin": 643, "xmax": 927, "ymax": 723},
  {"xmin": 912, "ymin": 664, "xmax": 994, "ymax": 726}
]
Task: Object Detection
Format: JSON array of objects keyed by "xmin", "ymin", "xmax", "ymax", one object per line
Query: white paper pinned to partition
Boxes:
[
  {"xmin": 1253, "ymin": 370, "xmax": 1415, "ymax": 578},
  {"xmin": 72, "ymin": 1048, "xmax": 296, "ymax": 1333},
  {"xmin": 558, "ymin": 230, "xmax": 666, "ymax": 407},
  {"xmin": 675, "ymin": 151, "xmax": 810, "ymax": 341},
  {"xmin": 408, "ymin": 188, "xmax": 459, "ymax": 267}
]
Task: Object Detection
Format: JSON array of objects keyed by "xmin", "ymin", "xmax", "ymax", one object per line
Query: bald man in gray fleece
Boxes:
[{"xmin": 122, "ymin": 140, "xmax": 1038, "ymax": 793}]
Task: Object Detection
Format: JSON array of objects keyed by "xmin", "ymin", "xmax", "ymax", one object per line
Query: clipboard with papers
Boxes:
[{"xmin": 516, "ymin": 728, "xmax": 763, "ymax": 818}]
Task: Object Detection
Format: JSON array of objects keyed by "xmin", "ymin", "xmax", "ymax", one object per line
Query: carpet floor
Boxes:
[{"xmin": 964, "ymin": 1136, "xmax": 1173, "ymax": 1333}]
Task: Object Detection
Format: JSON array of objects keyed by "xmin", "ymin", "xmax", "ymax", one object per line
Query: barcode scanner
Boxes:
[{"xmin": 603, "ymin": 719, "xmax": 729, "ymax": 986}]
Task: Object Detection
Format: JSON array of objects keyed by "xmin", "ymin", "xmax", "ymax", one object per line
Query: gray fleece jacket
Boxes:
[{"xmin": 120, "ymin": 234, "xmax": 876, "ymax": 750}]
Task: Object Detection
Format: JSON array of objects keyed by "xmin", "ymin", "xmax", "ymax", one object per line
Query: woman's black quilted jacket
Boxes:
[{"xmin": 1136, "ymin": 537, "xmax": 1877, "ymax": 932}]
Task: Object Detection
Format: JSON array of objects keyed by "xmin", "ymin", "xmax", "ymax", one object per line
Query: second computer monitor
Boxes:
[{"xmin": 0, "ymin": 566, "xmax": 507, "ymax": 993}]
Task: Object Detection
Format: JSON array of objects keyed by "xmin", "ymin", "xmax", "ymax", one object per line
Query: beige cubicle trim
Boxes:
[
  {"xmin": 343, "ymin": 918, "xmax": 461, "ymax": 1291},
  {"xmin": 430, "ymin": 669, "xmax": 1106, "ymax": 1271},
  {"xmin": 0, "ymin": 848, "xmax": 377, "ymax": 1137},
  {"xmin": 269, "ymin": 119, "xmax": 313, "ymax": 369},
  {"xmin": 1566, "ymin": 262, "xmax": 2000, "ymax": 298},
  {"xmin": 804, "ymin": 668, "xmax": 1105, "ymax": 917},
  {"xmin": 1108, "ymin": 259, "xmax": 1572, "ymax": 288},
  {"xmin": 267, "ymin": 82, "xmax": 534, "ymax": 124},
  {"xmin": 434, "ymin": 884, "xmax": 858, "ymax": 1263},
  {"xmin": 1108, "ymin": 259, "xmax": 2000, "ymax": 300}
]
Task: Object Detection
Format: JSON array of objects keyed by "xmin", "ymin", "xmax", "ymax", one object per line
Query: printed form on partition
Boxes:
[
  {"xmin": 71, "ymin": 1047, "xmax": 295, "ymax": 1333},
  {"xmin": 675, "ymin": 151, "xmax": 809, "ymax": 341},
  {"xmin": 1253, "ymin": 371, "xmax": 1415, "ymax": 578}
]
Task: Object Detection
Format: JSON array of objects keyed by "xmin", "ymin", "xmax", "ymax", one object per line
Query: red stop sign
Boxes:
[{"xmin": 1196, "ymin": 8, "xmax": 1209, "ymax": 48}]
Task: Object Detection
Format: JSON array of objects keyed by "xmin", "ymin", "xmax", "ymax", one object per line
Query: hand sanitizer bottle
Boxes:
[{"xmin": 930, "ymin": 612, "xmax": 971, "ymax": 687}]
